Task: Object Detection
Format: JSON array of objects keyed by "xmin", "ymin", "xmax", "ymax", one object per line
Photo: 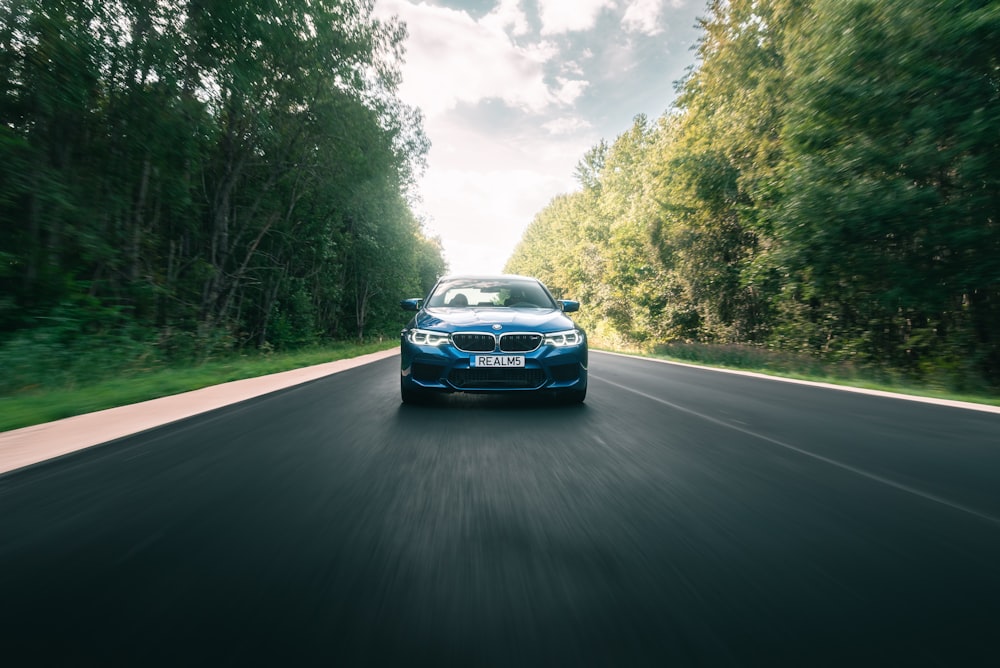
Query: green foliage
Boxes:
[
  {"xmin": 508, "ymin": 0, "xmax": 999, "ymax": 390},
  {"xmin": 654, "ymin": 342, "xmax": 831, "ymax": 377},
  {"xmin": 776, "ymin": 0, "xmax": 1000, "ymax": 383},
  {"xmin": 0, "ymin": 0, "xmax": 443, "ymax": 362},
  {"xmin": 0, "ymin": 317, "xmax": 156, "ymax": 395},
  {"xmin": 651, "ymin": 341, "xmax": 998, "ymax": 400}
]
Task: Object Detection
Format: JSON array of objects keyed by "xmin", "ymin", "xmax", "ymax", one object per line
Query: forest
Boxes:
[
  {"xmin": 0, "ymin": 0, "xmax": 445, "ymax": 391},
  {"xmin": 507, "ymin": 0, "xmax": 1000, "ymax": 390}
]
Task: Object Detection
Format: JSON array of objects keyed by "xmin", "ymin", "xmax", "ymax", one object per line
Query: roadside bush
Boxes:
[
  {"xmin": 0, "ymin": 326, "xmax": 157, "ymax": 395},
  {"xmin": 653, "ymin": 342, "xmax": 829, "ymax": 376}
]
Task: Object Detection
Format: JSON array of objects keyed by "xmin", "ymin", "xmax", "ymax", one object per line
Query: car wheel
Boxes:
[
  {"xmin": 558, "ymin": 387, "xmax": 587, "ymax": 404},
  {"xmin": 401, "ymin": 378, "xmax": 429, "ymax": 405}
]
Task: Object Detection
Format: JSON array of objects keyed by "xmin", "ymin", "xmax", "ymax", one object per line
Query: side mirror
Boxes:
[
  {"xmin": 558, "ymin": 300, "xmax": 580, "ymax": 313},
  {"xmin": 400, "ymin": 298, "xmax": 423, "ymax": 311}
]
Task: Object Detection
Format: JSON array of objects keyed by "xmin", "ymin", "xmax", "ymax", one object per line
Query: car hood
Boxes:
[{"xmin": 416, "ymin": 307, "xmax": 577, "ymax": 333}]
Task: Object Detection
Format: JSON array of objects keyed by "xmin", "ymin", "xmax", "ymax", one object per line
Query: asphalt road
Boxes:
[{"xmin": 2, "ymin": 352, "xmax": 999, "ymax": 666}]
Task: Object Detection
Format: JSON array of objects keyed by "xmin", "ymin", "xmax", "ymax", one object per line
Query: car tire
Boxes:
[
  {"xmin": 559, "ymin": 387, "xmax": 587, "ymax": 404},
  {"xmin": 401, "ymin": 378, "xmax": 429, "ymax": 405}
]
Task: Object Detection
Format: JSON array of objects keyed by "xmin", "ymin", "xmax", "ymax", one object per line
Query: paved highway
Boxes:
[{"xmin": 2, "ymin": 352, "xmax": 999, "ymax": 666}]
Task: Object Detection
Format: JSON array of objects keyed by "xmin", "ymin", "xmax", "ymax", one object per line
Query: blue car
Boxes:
[{"xmin": 399, "ymin": 275, "xmax": 588, "ymax": 404}]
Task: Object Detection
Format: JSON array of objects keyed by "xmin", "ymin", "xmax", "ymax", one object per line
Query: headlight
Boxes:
[
  {"xmin": 407, "ymin": 328, "xmax": 451, "ymax": 346},
  {"xmin": 544, "ymin": 329, "xmax": 584, "ymax": 347}
]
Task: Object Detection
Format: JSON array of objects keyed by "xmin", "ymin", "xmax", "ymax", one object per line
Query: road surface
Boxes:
[{"xmin": 1, "ymin": 352, "xmax": 999, "ymax": 666}]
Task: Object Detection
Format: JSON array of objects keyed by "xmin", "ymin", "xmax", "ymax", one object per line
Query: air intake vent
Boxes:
[
  {"xmin": 412, "ymin": 363, "xmax": 443, "ymax": 382},
  {"xmin": 449, "ymin": 368, "xmax": 546, "ymax": 389}
]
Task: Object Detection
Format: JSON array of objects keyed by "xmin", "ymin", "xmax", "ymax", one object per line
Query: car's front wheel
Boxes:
[
  {"xmin": 400, "ymin": 377, "xmax": 429, "ymax": 405},
  {"xmin": 557, "ymin": 386, "xmax": 586, "ymax": 404}
]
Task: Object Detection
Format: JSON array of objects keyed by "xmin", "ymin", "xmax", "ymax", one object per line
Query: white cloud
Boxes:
[
  {"xmin": 553, "ymin": 77, "xmax": 589, "ymax": 105},
  {"xmin": 374, "ymin": 0, "xmax": 555, "ymax": 117},
  {"xmin": 537, "ymin": 0, "xmax": 616, "ymax": 35},
  {"xmin": 412, "ymin": 115, "xmax": 592, "ymax": 274},
  {"xmin": 560, "ymin": 59, "xmax": 585, "ymax": 77},
  {"xmin": 542, "ymin": 116, "xmax": 594, "ymax": 136},
  {"xmin": 418, "ymin": 167, "xmax": 571, "ymax": 274},
  {"xmin": 481, "ymin": 0, "xmax": 530, "ymax": 37},
  {"xmin": 370, "ymin": 0, "xmax": 700, "ymax": 275},
  {"xmin": 622, "ymin": 0, "xmax": 665, "ymax": 35}
]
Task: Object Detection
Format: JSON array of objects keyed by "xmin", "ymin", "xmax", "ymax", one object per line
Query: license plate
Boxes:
[{"xmin": 471, "ymin": 355, "xmax": 525, "ymax": 368}]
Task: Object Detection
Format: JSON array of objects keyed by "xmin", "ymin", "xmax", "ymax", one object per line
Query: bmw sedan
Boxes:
[{"xmin": 399, "ymin": 275, "xmax": 588, "ymax": 404}]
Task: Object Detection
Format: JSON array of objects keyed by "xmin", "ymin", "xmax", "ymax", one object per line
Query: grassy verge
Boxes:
[
  {"xmin": 629, "ymin": 342, "xmax": 1000, "ymax": 408},
  {"xmin": 0, "ymin": 340, "xmax": 397, "ymax": 433}
]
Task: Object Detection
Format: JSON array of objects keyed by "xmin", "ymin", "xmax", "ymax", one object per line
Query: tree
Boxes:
[
  {"xmin": 656, "ymin": 0, "xmax": 808, "ymax": 343},
  {"xmin": 0, "ymin": 0, "xmax": 442, "ymax": 369},
  {"xmin": 776, "ymin": 0, "xmax": 1000, "ymax": 381}
]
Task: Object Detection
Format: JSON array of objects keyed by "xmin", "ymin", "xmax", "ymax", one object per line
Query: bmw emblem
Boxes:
[{"xmin": 492, "ymin": 324, "xmax": 502, "ymax": 330}]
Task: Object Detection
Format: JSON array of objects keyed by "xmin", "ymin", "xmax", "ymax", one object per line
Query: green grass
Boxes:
[
  {"xmin": 630, "ymin": 342, "xmax": 1000, "ymax": 408},
  {"xmin": 0, "ymin": 340, "xmax": 397, "ymax": 433}
]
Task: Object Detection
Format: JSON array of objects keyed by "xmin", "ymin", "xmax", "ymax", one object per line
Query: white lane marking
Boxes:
[
  {"xmin": 593, "ymin": 350, "xmax": 1000, "ymax": 415},
  {"xmin": 592, "ymin": 373, "xmax": 1000, "ymax": 528}
]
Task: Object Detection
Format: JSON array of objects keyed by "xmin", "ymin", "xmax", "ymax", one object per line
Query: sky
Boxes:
[{"xmin": 372, "ymin": 0, "xmax": 707, "ymax": 275}]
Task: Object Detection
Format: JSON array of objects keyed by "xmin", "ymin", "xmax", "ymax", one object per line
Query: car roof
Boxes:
[{"xmin": 436, "ymin": 274, "xmax": 539, "ymax": 282}]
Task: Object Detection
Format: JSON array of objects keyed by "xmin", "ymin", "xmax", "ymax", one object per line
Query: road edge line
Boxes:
[{"xmin": 593, "ymin": 350, "xmax": 1000, "ymax": 415}]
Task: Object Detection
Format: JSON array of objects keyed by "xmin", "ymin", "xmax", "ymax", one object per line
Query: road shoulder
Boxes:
[{"xmin": 0, "ymin": 348, "xmax": 399, "ymax": 476}]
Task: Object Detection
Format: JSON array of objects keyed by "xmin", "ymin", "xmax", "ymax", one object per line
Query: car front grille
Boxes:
[
  {"xmin": 499, "ymin": 333, "xmax": 542, "ymax": 352},
  {"xmin": 452, "ymin": 333, "xmax": 496, "ymax": 352},
  {"xmin": 448, "ymin": 367, "xmax": 546, "ymax": 389}
]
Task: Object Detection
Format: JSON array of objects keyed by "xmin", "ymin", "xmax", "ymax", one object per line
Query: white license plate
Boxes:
[{"xmin": 471, "ymin": 355, "xmax": 525, "ymax": 368}]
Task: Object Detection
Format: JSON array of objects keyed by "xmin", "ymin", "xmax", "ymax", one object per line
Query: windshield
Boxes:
[{"xmin": 426, "ymin": 278, "xmax": 557, "ymax": 309}]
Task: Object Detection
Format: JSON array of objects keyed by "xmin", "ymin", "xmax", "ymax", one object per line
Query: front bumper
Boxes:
[{"xmin": 400, "ymin": 339, "xmax": 588, "ymax": 393}]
